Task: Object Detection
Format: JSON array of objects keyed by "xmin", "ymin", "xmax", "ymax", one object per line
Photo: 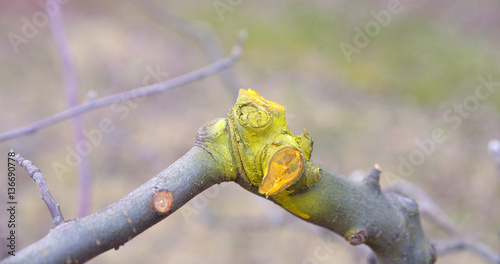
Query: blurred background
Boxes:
[{"xmin": 0, "ymin": 0, "xmax": 499, "ymax": 263}]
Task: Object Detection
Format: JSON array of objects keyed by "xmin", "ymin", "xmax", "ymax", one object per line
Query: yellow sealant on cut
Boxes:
[
  {"xmin": 272, "ymin": 191, "xmax": 310, "ymax": 219},
  {"xmin": 241, "ymin": 89, "xmax": 284, "ymax": 111},
  {"xmin": 259, "ymin": 147, "xmax": 304, "ymax": 196},
  {"xmin": 228, "ymin": 89, "xmax": 320, "ymax": 192}
]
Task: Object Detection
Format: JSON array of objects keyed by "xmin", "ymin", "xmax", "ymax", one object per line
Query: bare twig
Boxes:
[
  {"xmin": 434, "ymin": 240, "xmax": 499, "ymax": 263},
  {"xmin": 132, "ymin": 0, "xmax": 241, "ymax": 98},
  {"xmin": 391, "ymin": 181, "xmax": 460, "ymax": 236},
  {"xmin": 391, "ymin": 181, "xmax": 499, "ymax": 263},
  {"xmin": 48, "ymin": 0, "xmax": 91, "ymax": 217},
  {"xmin": 14, "ymin": 152, "xmax": 64, "ymax": 226},
  {"xmin": 0, "ymin": 30, "xmax": 247, "ymax": 142}
]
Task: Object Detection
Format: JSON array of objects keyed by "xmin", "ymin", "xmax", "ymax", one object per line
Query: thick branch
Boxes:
[
  {"xmin": 261, "ymin": 164, "xmax": 437, "ymax": 263},
  {"xmin": 1, "ymin": 147, "xmax": 229, "ymax": 264},
  {"xmin": 224, "ymin": 89, "xmax": 436, "ymax": 264}
]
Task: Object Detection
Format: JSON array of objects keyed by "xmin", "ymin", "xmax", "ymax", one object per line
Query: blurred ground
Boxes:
[{"xmin": 0, "ymin": 0, "xmax": 499, "ymax": 263}]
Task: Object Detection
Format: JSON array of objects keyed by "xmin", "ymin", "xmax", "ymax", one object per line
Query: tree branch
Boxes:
[
  {"xmin": 0, "ymin": 30, "xmax": 247, "ymax": 142},
  {"xmin": 2, "ymin": 146, "xmax": 230, "ymax": 264},
  {"xmin": 13, "ymin": 152, "xmax": 64, "ymax": 226},
  {"xmin": 262, "ymin": 163, "xmax": 436, "ymax": 263},
  {"xmin": 2, "ymin": 89, "xmax": 436, "ymax": 264},
  {"xmin": 434, "ymin": 239, "xmax": 499, "ymax": 263},
  {"xmin": 131, "ymin": 0, "xmax": 241, "ymax": 98}
]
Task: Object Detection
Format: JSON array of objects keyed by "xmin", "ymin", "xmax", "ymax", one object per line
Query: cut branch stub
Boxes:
[
  {"xmin": 151, "ymin": 188, "xmax": 173, "ymax": 215},
  {"xmin": 227, "ymin": 89, "xmax": 321, "ymax": 195},
  {"xmin": 259, "ymin": 147, "xmax": 304, "ymax": 196},
  {"xmin": 346, "ymin": 229, "xmax": 368, "ymax": 246}
]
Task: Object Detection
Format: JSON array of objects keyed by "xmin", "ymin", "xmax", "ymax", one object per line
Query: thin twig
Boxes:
[
  {"xmin": 391, "ymin": 181, "xmax": 460, "ymax": 236},
  {"xmin": 132, "ymin": 0, "xmax": 241, "ymax": 98},
  {"xmin": 391, "ymin": 181, "xmax": 499, "ymax": 263},
  {"xmin": 434, "ymin": 240, "xmax": 499, "ymax": 263},
  {"xmin": 48, "ymin": 0, "xmax": 91, "ymax": 217},
  {"xmin": 14, "ymin": 152, "xmax": 64, "ymax": 226},
  {"xmin": 0, "ymin": 30, "xmax": 247, "ymax": 142}
]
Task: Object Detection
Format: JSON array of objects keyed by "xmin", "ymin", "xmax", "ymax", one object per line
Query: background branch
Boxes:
[
  {"xmin": 0, "ymin": 30, "xmax": 247, "ymax": 142},
  {"xmin": 48, "ymin": 0, "xmax": 91, "ymax": 217},
  {"xmin": 433, "ymin": 240, "xmax": 499, "ymax": 264},
  {"xmin": 391, "ymin": 181, "xmax": 500, "ymax": 263},
  {"xmin": 131, "ymin": 0, "xmax": 240, "ymax": 98}
]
